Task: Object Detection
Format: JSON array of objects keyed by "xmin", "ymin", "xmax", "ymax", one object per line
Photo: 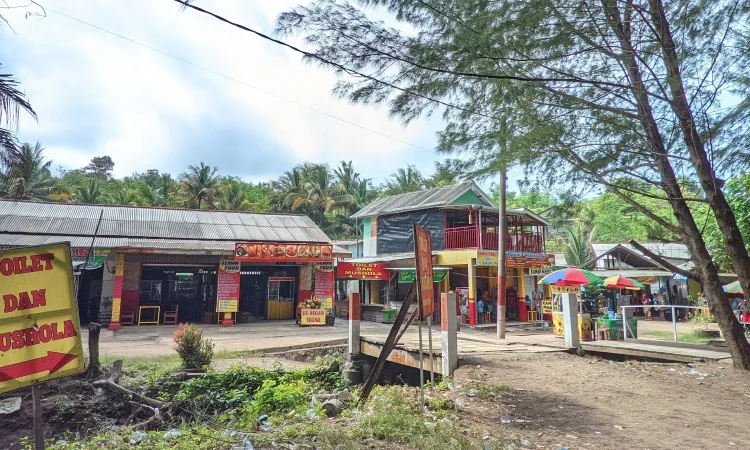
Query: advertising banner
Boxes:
[
  {"xmin": 300, "ymin": 308, "xmax": 326, "ymax": 326},
  {"xmin": 216, "ymin": 260, "xmax": 240, "ymax": 313},
  {"xmin": 414, "ymin": 225, "xmax": 435, "ymax": 319},
  {"xmin": 314, "ymin": 262, "xmax": 334, "ymax": 310},
  {"xmin": 0, "ymin": 243, "xmax": 84, "ymax": 394},
  {"xmin": 235, "ymin": 242, "xmax": 333, "ymax": 263},
  {"xmin": 336, "ymin": 262, "xmax": 389, "ymax": 280},
  {"xmin": 477, "ymin": 250, "xmax": 555, "ymax": 269},
  {"xmin": 397, "ymin": 268, "xmax": 448, "ymax": 283}
]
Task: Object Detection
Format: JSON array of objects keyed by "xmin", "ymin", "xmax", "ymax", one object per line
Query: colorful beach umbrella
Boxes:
[
  {"xmin": 602, "ymin": 275, "xmax": 646, "ymax": 291},
  {"xmin": 723, "ymin": 280, "xmax": 743, "ymax": 295},
  {"xmin": 537, "ymin": 268, "xmax": 603, "ymax": 286}
]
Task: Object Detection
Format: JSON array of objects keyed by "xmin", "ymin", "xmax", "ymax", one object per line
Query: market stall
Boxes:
[{"xmin": 538, "ymin": 268, "xmax": 603, "ymax": 341}]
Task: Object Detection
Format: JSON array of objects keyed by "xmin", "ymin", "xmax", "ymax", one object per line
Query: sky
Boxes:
[{"xmin": 0, "ymin": 0, "xmax": 460, "ymax": 186}]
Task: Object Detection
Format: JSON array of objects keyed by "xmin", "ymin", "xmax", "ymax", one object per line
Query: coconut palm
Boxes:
[
  {"xmin": 179, "ymin": 162, "xmax": 219, "ymax": 209},
  {"xmin": 74, "ymin": 178, "xmax": 104, "ymax": 204},
  {"xmin": 1, "ymin": 142, "xmax": 53, "ymax": 199},
  {"xmin": 110, "ymin": 188, "xmax": 138, "ymax": 206},
  {"xmin": 0, "ymin": 71, "xmax": 36, "ymax": 155},
  {"xmin": 563, "ymin": 224, "xmax": 596, "ymax": 268},
  {"xmin": 215, "ymin": 178, "xmax": 252, "ymax": 211},
  {"xmin": 137, "ymin": 184, "xmax": 165, "ymax": 207},
  {"xmin": 289, "ymin": 163, "xmax": 355, "ymax": 214},
  {"xmin": 384, "ymin": 164, "xmax": 424, "ymax": 195}
]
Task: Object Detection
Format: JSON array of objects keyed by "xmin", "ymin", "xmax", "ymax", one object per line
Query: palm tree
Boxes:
[
  {"xmin": 137, "ymin": 184, "xmax": 165, "ymax": 206},
  {"xmin": 564, "ymin": 224, "xmax": 595, "ymax": 267},
  {"xmin": 425, "ymin": 160, "xmax": 462, "ymax": 188},
  {"xmin": 384, "ymin": 164, "xmax": 424, "ymax": 195},
  {"xmin": 0, "ymin": 71, "xmax": 36, "ymax": 156},
  {"xmin": 215, "ymin": 178, "xmax": 252, "ymax": 211},
  {"xmin": 110, "ymin": 188, "xmax": 138, "ymax": 206},
  {"xmin": 0, "ymin": 142, "xmax": 53, "ymax": 199},
  {"xmin": 289, "ymin": 163, "xmax": 355, "ymax": 214},
  {"xmin": 179, "ymin": 162, "xmax": 219, "ymax": 209},
  {"xmin": 74, "ymin": 178, "xmax": 104, "ymax": 204},
  {"xmin": 333, "ymin": 160, "xmax": 360, "ymax": 192}
]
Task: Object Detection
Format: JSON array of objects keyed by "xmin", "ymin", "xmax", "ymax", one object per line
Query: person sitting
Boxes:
[{"xmin": 477, "ymin": 298, "xmax": 486, "ymax": 324}]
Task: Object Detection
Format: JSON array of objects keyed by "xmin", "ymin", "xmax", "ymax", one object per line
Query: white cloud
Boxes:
[{"xmin": 1, "ymin": 0, "xmax": 443, "ymax": 183}]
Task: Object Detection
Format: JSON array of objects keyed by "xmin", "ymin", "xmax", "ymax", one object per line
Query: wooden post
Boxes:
[
  {"xmin": 86, "ymin": 323, "xmax": 101, "ymax": 379},
  {"xmin": 440, "ymin": 292, "xmax": 458, "ymax": 377},
  {"xmin": 348, "ymin": 292, "xmax": 361, "ymax": 355},
  {"xmin": 31, "ymin": 384, "xmax": 44, "ymax": 450},
  {"xmin": 358, "ymin": 283, "xmax": 415, "ymax": 404}
]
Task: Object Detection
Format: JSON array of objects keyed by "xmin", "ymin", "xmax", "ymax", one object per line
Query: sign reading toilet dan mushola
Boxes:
[{"xmin": 0, "ymin": 243, "xmax": 84, "ymax": 394}]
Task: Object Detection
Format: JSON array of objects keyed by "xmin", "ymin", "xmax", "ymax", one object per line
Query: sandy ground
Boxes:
[{"xmin": 451, "ymin": 351, "xmax": 750, "ymax": 450}]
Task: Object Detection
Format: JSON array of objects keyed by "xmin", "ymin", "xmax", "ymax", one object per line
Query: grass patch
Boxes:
[
  {"xmin": 213, "ymin": 349, "xmax": 265, "ymax": 360},
  {"xmin": 642, "ymin": 330, "xmax": 712, "ymax": 343},
  {"xmin": 469, "ymin": 383, "xmax": 513, "ymax": 400}
]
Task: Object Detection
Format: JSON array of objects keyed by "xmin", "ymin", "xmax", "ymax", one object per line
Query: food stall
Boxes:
[{"xmin": 538, "ymin": 268, "xmax": 603, "ymax": 341}]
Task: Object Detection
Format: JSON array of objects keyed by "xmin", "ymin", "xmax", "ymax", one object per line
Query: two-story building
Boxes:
[{"xmin": 347, "ymin": 182, "xmax": 553, "ymax": 326}]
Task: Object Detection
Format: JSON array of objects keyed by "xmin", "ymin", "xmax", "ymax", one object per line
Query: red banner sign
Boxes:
[
  {"xmin": 314, "ymin": 262, "xmax": 334, "ymax": 309},
  {"xmin": 506, "ymin": 252, "xmax": 556, "ymax": 269},
  {"xmin": 234, "ymin": 242, "xmax": 333, "ymax": 262},
  {"xmin": 336, "ymin": 262, "xmax": 389, "ymax": 280},
  {"xmin": 414, "ymin": 225, "xmax": 435, "ymax": 319},
  {"xmin": 216, "ymin": 260, "xmax": 240, "ymax": 313}
]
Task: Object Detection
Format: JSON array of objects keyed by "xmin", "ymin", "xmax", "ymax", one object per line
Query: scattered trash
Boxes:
[
  {"xmin": 163, "ymin": 429, "xmax": 181, "ymax": 439},
  {"xmin": 729, "ymin": 442, "xmax": 737, "ymax": 446},
  {"xmin": 501, "ymin": 418, "xmax": 512, "ymax": 424},
  {"xmin": 566, "ymin": 434, "xmax": 578, "ymax": 439},
  {"xmin": 515, "ymin": 419, "xmax": 529, "ymax": 423},
  {"xmin": 305, "ymin": 408, "xmax": 320, "ymax": 420},
  {"xmin": 614, "ymin": 425, "xmax": 624, "ymax": 430},
  {"xmin": 557, "ymin": 447, "xmax": 569, "ymax": 450},
  {"xmin": 558, "ymin": 405, "xmax": 564, "ymax": 409},
  {"xmin": 0, "ymin": 397, "xmax": 21, "ymax": 415},
  {"xmin": 96, "ymin": 441, "xmax": 107, "ymax": 448},
  {"xmin": 55, "ymin": 440, "xmax": 68, "ymax": 446},
  {"xmin": 594, "ymin": 431, "xmax": 601, "ymax": 435},
  {"xmin": 520, "ymin": 439, "xmax": 532, "ymax": 447},
  {"xmin": 467, "ymin": 390, "xmax": 477, "ymax": 397},
  {"xmin": 231, "ymin": 437, "xmax": 255, "ymax": 450},
  {"xmin": 129, "ymin": 431, "xmax": 148, "ymax": 445},
  {"xmin": 482, "ymin": 432, "xmax": 490, "ymax": 440},
  {"xmin": 473, "ymin": 417, "xmax": 480, "ymax": 423},
  {"xmin": 668, "ymin": 368, "xmax": 676, "ymax": 372},
  {"xmin": 257, "ymin": 414, "xmax": 271, "ymax": 431}
]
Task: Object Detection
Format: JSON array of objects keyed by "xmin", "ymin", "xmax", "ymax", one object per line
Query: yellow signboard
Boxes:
[
  {"xmin": 551, "ymin": 285, "xmax": 581, "ymax": 294},
  {"xmin": 0, "ymin": 243, "xmax": 84, "ymax": 394},
  {"xmin": 300, "ymin": 308, "xmax": 326, "ymax": 326}
]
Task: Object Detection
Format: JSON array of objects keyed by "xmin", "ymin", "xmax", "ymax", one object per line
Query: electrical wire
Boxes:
[{"xmin": 39, "ymin": 4, "xmax": 438, "ymax": 154}]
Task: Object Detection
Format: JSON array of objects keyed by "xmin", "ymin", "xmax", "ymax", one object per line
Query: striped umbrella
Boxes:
[
  {"xmin": 723, "ymin": 280, "xmax": 743, "ymax": 295},
  {"xmin": 602, "ymin": 275, "xmax": 646, "ymax": 291},
  {"xmin": 537, "ymin": 268, "xmax": 603, "ymax": 286}
]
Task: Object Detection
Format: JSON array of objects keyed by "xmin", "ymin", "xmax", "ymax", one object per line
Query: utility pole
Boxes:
[{"xmin": 497, "ymin": 166, "xmax": 507, "ymax": 339}]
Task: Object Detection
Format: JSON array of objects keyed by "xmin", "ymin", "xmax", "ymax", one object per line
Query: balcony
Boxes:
[{"xmin": 444, "ymin": 226, "xmax": 544, "ymax": 253}]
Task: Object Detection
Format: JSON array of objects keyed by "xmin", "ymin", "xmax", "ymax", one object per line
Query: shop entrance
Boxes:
[
  {"xmin": 140, "ymin": 266, "xmax": 218, "ymax": 323},
  {"xmin": 240, "ymin": 265, "xmax": 300, "ymax": 320}
]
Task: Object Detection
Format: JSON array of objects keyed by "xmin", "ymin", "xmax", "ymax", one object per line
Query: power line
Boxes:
[{"xmin": 40, "ymin": 4, "xmax": 438, "ymax": 154}]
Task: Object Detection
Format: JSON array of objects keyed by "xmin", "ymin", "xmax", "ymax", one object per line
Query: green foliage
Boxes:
[
  {"xmin": 0, "ymin": 142, "xmax": 54, "ymax": 199},
  {"xmin": 172, "ymin": 323, "xmax": 214, "ymax": 370},
  {"xmin": 704, "ymin": 174, "xmax": 750, "ymax": 272},
  {"xmin": 243, "ymin": 378, "xmax": 311, "ymax": 422},
  {"xmin": 383, "ymin": 164, "xmax": 424, "ymax": 195},
  {"xmin": 563, "ymin": 224, "xmax": 592, "ymax": 267}
]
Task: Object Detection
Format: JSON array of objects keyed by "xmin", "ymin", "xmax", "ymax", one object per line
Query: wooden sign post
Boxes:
[{"xmin": 414, "ymin": 224, "xmax": 435, "ymax": 409}]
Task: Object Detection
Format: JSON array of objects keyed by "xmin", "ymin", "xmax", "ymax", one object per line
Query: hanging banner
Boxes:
[
  {"xmin": 216, "ymin": 260, "xmax": 240, "ymax": 313},
  {"xmin": 476, "ymin": 250, "xmax": 555, "ymax": 268},
  {"xmin": 336, "ymin": 262, "xmax": 389, "ymax": 280},
  {"xmin": 414, "ymin": 225, "xmax": 435, "ymax": 319},
  {"xmin": 476, "ymin": 250, "xmax": 497, "ymax": 266},
  {"xmin": 397, "ymin": 268, "xmax": 448, "ymax": 283},
  {"xmin": 0, "ymin": 243, "xmax": 85, "ymax": 394},
  {"xmin": 71, "ymin": 248, "xmax": 111, "ymax": 270},
  {"xmin": 529, "ymin": 267, "xmax": 553, "ymax": 276},
  {"xmin": 314, "ymin": 262, "xmax": 334, "ymax": 310},
  {"xmin": 234, "ymin": 242, "xmax": 333, "ymax": 263}
]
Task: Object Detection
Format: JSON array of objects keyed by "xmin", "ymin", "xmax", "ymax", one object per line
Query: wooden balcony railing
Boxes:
[{"xmin": 444, "ymin": 226, "xmax": 544, "ymax": 252}]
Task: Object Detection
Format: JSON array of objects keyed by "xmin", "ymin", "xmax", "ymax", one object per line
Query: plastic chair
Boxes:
[
  {"xmin": 598, "ymin": 328, "xmax": 610, "ymax": 340},
  {"xmin": 120, "ymin": 311, "xmax": 135, "ymax": 326},
  {"xmin": 162, "ymin": 305, "xmax": 179, "ymax": 325}
]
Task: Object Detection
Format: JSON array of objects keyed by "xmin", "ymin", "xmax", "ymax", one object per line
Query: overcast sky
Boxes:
[{"xmin": 0, "ymin": 0, "xmax": 459, "ymax": 186}]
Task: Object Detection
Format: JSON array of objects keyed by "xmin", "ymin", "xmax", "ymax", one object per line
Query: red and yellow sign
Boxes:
[
  {"xmin": 314, "ymin": 263, "xmax": 334, "ymax": 310},
  {"xmin": 477, "ymin": 250, "xmax": 555, "ymax": 268},
  {"xmin": 336, "ymin": 262, "xmax": 389, "ymax": 280},
  {"xmin": 0, "ymin": 243, "xmax": 84, "ymax": 393},
  {"xmin": 217, "ymin": 260, "xmax": 240, "ymax": 313},
  {"xmin": 300, "ymin": 308, "xmax": 326, "ymax": 326},
  {"xmin": 234, "ymin": 242, "xmax": 333, "ymax": 263},
  {"xmin": 414, "ymin": 225, "xmax": 435, "ymax": 319}
]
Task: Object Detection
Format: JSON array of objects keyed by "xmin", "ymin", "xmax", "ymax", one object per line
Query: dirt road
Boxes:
[{"xmin": 451, "ymin": 351, "xmax": 750, "ymax": 449}]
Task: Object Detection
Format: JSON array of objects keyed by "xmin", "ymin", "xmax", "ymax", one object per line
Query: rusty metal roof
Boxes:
[{"xmin": 0, "ymin": 200, "xmax": 331, "ymax": 248}]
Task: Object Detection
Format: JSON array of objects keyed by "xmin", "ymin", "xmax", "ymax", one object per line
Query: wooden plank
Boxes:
[{"xmin": 581, "ymin": 341, "xmax": 731, "ymax": 363}]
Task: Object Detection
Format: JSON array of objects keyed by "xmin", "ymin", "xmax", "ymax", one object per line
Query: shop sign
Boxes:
[
  {"xmin": 414, "ymin": 225, "xmax": 435, "ymax": 319},
  {"xmin": 71, "ymin": 248, "xmax": 111, "ymax": 270},
  {"xmin": 216, "ymin": 260, "xmax": 240, "ymax": 313},
  {"xmin": 506, "ymin": 252, "xmax": 556, "ymax": 269},
  {"xmin": 336, "ymin": 262, "xmax": 389, "ymax": 280},
  {"xmin": 542, "ymin": 299, "xmax": 552, "ymax": 314},
  {"xmin": 300, "ymin": 308, "xmax": 326, "ymax": 326},
  {"xmin": 529, "ymin": 268, "xmax": 553, "ymax": 276},
  {"xmin": 0, "ymin": 243, "xmax": 84, "ymax": 394},
  {"xmin": 314, "ymin": 262, "xmax": 334, "ymax": 310},
  {"xmin": 397, "ymin": 268, "xmax": 448, "ymax": 283},
  {"xmin": 234, "ymin": 242, "xmax": 333, "ymax": 263},
  {"xmin": 550, "ymin": 285, "xmax": 581, "ymax": 294},
  {"xmin": 476, "ymin": 250, "xmax": 497, "ymax": 266}
]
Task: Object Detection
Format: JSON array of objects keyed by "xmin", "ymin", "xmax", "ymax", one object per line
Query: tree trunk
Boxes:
[
  {"xmin": 86, "ymin": 322, "xmax": 102, "ymax": 379},
  {"xmin": 601, "ymin": 0, "xmax": 750, "ymax": 368},
  {"xmin": 648, "ymin": 0, "xmax": 750, "ymax": 307}
]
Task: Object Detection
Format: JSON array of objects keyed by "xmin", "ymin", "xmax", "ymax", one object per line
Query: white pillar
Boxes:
[
  {"xmin": 562, "ymin": 293, "xmax": 579, "ymax": 349},
  {"xmin": 441, "ymin": 292, "xmax": 458, "ymax": 376},
  {"xmin": 349, "ymin": 292, "xmax": 361, "ymax": 355}
]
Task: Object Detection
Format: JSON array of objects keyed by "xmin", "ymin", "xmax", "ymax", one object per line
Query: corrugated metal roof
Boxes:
[
  {"xmin": 351, "ymin": 182, "xmax": 495, "ymax": 218},
  {"xmin": 592, "ymin": 242, "xmax": 690, "ymax": 261},
  {"xmin": 591, "ymin": 269, "xmax": 673, "ymax": 278},
  {"xmin": 0, "ymin": 200, "xmax": 331, "ymax": 245}
]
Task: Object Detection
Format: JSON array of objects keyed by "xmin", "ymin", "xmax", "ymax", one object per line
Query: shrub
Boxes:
[{"xmin": 173, "ymin": 323, "xmax": 214, "ymax": 370}]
